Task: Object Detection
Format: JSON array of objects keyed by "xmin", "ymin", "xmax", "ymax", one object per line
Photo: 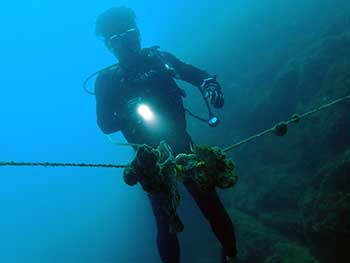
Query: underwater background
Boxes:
[{"xmin": 0, "ymin": 0, "xmax": 349, "ymax": 262}]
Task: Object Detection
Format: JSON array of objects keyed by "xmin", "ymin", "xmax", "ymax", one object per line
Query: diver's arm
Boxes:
[
  {"xmin": 95, "ymin": 75, "xmax": 122, "ymax": 134},
  {"xmin": 161, "ymin": 51, "xmax": 225, "ymax": 108},
  {"xmin": 160, "ymin": 51, "xmax": 211, "ymax": 87}
]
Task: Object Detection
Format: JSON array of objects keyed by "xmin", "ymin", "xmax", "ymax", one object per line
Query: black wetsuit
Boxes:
[{"xmin": 95, "ymin": 47, "xmax": 237, "ymax": 262}]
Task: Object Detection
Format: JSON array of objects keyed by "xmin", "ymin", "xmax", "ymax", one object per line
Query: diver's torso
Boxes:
[{"xmin": 104, "ymin": 49, "xmax": 189, "ymax": 149}]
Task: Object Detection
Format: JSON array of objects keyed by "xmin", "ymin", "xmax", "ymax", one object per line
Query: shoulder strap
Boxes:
[{"xmin": 142, "ymin": 46, "xmax": 179, "ymax": 78}]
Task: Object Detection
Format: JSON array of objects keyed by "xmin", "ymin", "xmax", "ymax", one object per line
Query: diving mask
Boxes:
[{"xmin": 103, "ymin": 28, "xmax": 140, "ymax": 52}]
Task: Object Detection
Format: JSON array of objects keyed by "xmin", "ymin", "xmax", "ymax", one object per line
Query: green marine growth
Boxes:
[{"xmin": 123, "ymin": 141, "xmax": 238, "ymax": 234}]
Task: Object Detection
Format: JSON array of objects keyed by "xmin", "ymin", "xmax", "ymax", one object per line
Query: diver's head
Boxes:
[{"xmin": 95, "ymin": 7, "xmax": 141, "ymax": 64}]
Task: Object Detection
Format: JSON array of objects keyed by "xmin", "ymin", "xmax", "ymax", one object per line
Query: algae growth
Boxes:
[{"xmin": 123, "ymin": 142, "xmax": 238, "ymax": 234}]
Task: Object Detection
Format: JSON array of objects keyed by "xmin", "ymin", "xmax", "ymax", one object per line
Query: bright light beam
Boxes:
[{"xmin": 137, "ymin": 104, "xmax": 155, "ymax": 122}]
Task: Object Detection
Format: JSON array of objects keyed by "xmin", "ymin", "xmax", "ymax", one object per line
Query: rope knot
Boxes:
[
  {"xmin": 274, "ymin": 122, "xmax": 288, "ymax": 136},
  {"xmin": 292, "ymin": 114, "xmax": 301, "ymax": 123}
]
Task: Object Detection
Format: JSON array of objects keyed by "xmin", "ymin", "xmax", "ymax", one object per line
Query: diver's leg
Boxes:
[
  {"xmin": 183, "ymin": 179, "xmax": 237, "ymax": 259},
  {"xmin": 148, "ymin": 193, "xmax": 180, "ymax": 263}
]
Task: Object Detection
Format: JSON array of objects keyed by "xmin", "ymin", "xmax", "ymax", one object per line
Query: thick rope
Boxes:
[
  {"xmin": 0, "ymin": 161, "xmax": 127, "ymax": 169},
  {"xmin": 1, "ymin": 93, "xmax": 348, "ymax": 169},
  {"xmin": 223, "ymin": 128, "xmax": 275, "ymax": 153},
  {"xmin": 285, "ymin": 93, "xmax": 350, "ymax": 124},
  {"xmin": 223, "ymin": 93, "xmax": 350, "ymax": 153}
]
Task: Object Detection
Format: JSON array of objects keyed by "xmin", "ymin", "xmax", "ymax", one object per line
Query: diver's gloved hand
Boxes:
[{"xmin": 201, "ymin": 76, "xmax": 224, "ymax": 108}]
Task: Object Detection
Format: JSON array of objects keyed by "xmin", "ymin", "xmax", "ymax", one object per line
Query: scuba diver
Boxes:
[{"xmin": 93, "ymin": 6, "xmax": 237, "ymax": 263}]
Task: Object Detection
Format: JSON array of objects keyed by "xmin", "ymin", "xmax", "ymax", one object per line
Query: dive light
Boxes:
[
  {"xmin": 127, "ymin": 97, "xmax": 156, "ymax": 125},
  {"xmin": 208, "ymin": 116, "xmax": 220, "ymax": 127},
  {"xmin": 137, "ymin": 104, "xmax": 155, "ymax": 122},
  {"xmin": 203, "ymin": 91, "xmax": 220, "ymax": 127}
]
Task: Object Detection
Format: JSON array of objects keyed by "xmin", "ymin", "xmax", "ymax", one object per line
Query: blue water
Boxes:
[
  {"xmin": 0, "ymin": 0, "xmax": 347, "ymax": 262},
  {"xmin": 0, "ymin": 1, "xmax": 237, "ymax": 262}
]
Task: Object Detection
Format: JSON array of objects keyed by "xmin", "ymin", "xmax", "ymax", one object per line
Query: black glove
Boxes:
[{"xmin": 201, "ymin": 77, "xmax": 224, "ymax": 108}]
